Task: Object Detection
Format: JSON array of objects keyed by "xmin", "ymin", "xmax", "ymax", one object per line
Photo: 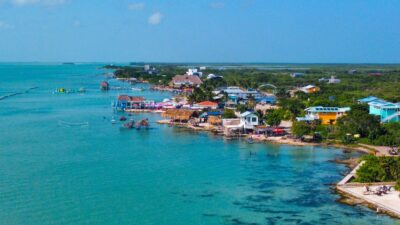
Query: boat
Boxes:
[
  {"xmin": 120, "ymin": 116, "xmax": 127, "ymax": 121},
  {"xmin": 131, "ymin": 87, "xmax": 144, "ymax": 91},
  {"xmin": 246, "ymin": 137, "xmax": 254, "ymax": 144},
  {"xmin": 111, "ymin": 117, "xmax": 116, "ymax": 124},
  {"xmin": 123, "ymin": 121, "xmax": 135, "ymax": 129}
]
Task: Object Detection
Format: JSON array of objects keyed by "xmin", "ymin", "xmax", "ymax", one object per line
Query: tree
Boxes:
[
  {"xmin": 265, "ymin": 109, "xmax": 284, "ymax": 127},
  {"xmin": 292, "ymin": 121, "xmax": 312, "ymax": 137},
  {"xmin": 223, "ymin": 109, "xmax": 237, "ymax": 119}
]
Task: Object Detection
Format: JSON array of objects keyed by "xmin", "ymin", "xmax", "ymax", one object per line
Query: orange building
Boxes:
[{"xmin": 297, "ymin": 106, "xmax": 351, "ymax": 125}]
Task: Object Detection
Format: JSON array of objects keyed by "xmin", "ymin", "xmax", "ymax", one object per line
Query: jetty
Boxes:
[{"xmin": 336, "ymin": 162, "xmax": 400, "ymax": 218}]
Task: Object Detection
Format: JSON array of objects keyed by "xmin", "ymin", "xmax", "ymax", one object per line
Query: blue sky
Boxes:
[{"xmin": 0, "ymin": 0, "xmax": 399, "ymax": 63}]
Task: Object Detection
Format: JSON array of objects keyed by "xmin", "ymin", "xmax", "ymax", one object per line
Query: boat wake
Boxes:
[{"xmin": 58, "ymin": 120, "xmax": 89, "ymax": 127}]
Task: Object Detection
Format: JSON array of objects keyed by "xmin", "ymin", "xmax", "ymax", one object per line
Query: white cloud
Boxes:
[
  {"xmin": 128, "ymin": 2, "xmax": 144, "ymax": 10},
  {"xmin": 0, "ymin": 21, "xmax": 14, "ymax": 29},
  {"xmin": 210, "ymin": 2, "xmax": 224, "ymax": 9},
  {"xmin": 11, "ymin": 0, "xmax": 65, "ymax": 6},
  {"xmin": 148, "ymin": 12, "xmax": 163, "ymax": 25}
]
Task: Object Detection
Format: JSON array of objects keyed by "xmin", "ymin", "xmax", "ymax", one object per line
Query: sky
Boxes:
[{"xmin": 0, "ymin": 0, "xmax": 399, "ymax": 63}]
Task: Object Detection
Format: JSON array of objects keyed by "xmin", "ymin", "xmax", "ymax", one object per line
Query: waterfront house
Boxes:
[
  {"xmin": 240, "ymin": 111, "xmax": 259, "ymax": 130},
  {"xmin": 358, "ymin": 96, "xmax": 400, "ymax": 123},
  {"xmin": 194, "ymin": 101, "xmax": 219, "ymax": 110},
  {"xmin": 114, "ymin": 95, "xmax": 155, "ymax": 111},
  {"xmin": 169, "ymin": 75, "xmax": 203, "ymax": 89},
  {"xmin": 296, "ymin": 106, "xmax": 351, "ymax": 125},
  {"xmin": 100, "ymin": 81, "xmax": 109, "ymax": 91},
  {"xmin": 300, "ymin": 85, "xmax": 320, "ymax": 94}
]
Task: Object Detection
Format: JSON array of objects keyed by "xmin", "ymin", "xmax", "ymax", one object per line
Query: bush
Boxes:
[{"xmin": 395, "ymin": 180, "xmax": 400, "ymax": 191}]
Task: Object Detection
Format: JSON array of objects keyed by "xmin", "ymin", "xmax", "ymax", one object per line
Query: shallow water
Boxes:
[{"xmin": 0, "ymin": 64, "xmax": 398, "ymax": 225}]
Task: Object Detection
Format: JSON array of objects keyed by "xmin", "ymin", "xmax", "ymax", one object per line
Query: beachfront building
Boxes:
[
  {"xmin": 114, "ymin": 95, "xmax": 155, "ymax": 111},
  {"xmin": 300, "ymin": 85, "xmax": 320, "ymax": 93},
  {"xmin": 240, "ymin": 111, "xmax": 259, "ymax": 130},
  {"xmin": 296, "ymin": 106, "xmax": 351, "ymax": 125},
  {"xmin": 358, "ymin": 96, "xmax": 400, "ymax": 123},
  {"xmin": 193, "ymin": 101, "xmax": 219, "ymax": 110},
  {"xmin": 169, "ymin": 75, "xmax": 203, "ymax": 89}
]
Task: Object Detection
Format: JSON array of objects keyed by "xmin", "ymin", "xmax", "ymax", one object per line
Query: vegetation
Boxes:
[
  {"xmin": 354, "ymin": 155, "xmax": 400, "ymax": 183},
  {"xmin": 264, "ymin": 109, "xmax": 284, "ymax": 127},
  {"xmin": 223, "ymin": 109, "xmax": 236, "ymax": 119}
]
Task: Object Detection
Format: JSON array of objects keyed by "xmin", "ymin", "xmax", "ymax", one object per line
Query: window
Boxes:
[{"xmin": 252, "ymin": 117, "xmax": 257, "ymax": 122}]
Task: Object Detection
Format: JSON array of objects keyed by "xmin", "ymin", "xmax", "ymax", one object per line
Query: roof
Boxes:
[
  {"xmin": 197, "ymin": 101, "xmax": 218, "ymax": 107},
  {"xmin": 117, "ymin": 95, "xmax": 145, "ymax": 102},
  {"xmin": 305, "ymin": 106, "xmax": 351, "ymax": 113},
  {"xmin": 358, "ymin": 96, "xmax": 380, "ymax": 103},
  {"xmin": 240, "ymin": 111, "xmax": 257, "ymax": 117},
  {"xmin": 171, "ymin": 75, "xmax": 202, "ymax": 85}
]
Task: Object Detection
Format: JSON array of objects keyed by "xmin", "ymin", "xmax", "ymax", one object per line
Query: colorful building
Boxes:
[
  {"xmin": 358, "ymin": 96, "xmax": 400, "ymax": 123},
  {"xmin": 297, "ymin": 106, "xmax": 350, "ymax": 125},
  {"xmin": 114, "ymin": 95, "xmax": 155, "ymax": 111}
]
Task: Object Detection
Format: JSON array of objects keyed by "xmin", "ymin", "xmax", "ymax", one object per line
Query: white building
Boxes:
[
  {"xmin": 144, "ymin": 65, "xmax": 150, "ymax": 71},
  {"xmin": 240, "ymin": 111, "xmax": 259, "ymax": 129}
]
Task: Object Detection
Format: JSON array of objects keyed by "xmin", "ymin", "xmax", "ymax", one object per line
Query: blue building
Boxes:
[{"xmin": 358, "ymin": 96, "xmax": 400, "ymax": 123}]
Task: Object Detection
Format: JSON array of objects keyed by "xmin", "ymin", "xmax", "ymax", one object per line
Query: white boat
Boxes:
[{"xmin": 131, "ymin": 87, "xmax": 144, "ymax": 91}]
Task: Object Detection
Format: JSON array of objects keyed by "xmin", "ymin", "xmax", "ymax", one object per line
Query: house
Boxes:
[
  {"xmin": 114, "ymin": 95, "xmax": 155, "ymax": 111},
  {"xmin": 207, "ymin": 74, "xmax": 223, "ymax": 80},
  {"xmin": 358, "ymin": 96, "xmax": 400, "ymax": 123},
  {"xmin": 369, "ymin": 72, "xmax": 383, "ymax": 77},
  {"xmin": 218, "ymin": 86, "xmax": 263, "ymax": 102},
  {"xmin": 100, "ymin": 81, "xmax": 109, "ymax": 91},
  {"xmin": 291, "ymin": 72, "xmax": 305, "ymax": 78},
  {"xmin": 194, "ymin": 101, "xmax": 219, "ymax": 110},
  {"xmin": 200, "ymin": 111, "xmax": 222, "ymax": 125},
  {"xmin": 348, "ymin": 69, "xmax": 357, "ymax": 75},
  {"xmin": 318, "ymin": 76, "xmax": 340, "ymax": 84},
  {"xmin": 296, "ymin": 106, "xmax": 351, "ymax": 125},
  {"xmin": 169, "ymin": 75, "xmax": 203, "ymax": 89},
  {"xmin": 328, "ymin": 76, "xmax": 341, "ymax": 84},
  {"xmin": 256, "ymin": 95, "xmax": 276, "ymax": 104},
  {"xmin": 240, "ymin": 111, "xmax": 259, "ymax": 130},
  {"xmin": 186, "ymin": 68, "xmax": 203, "ymax": 77},
  {"xmin": 300, "ymin": 85, "xmax": 320, "ymax": 93}
]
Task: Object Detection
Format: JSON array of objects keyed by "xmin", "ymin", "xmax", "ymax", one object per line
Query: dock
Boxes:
[{"xmin": 336, "ymin": 161, "xmax": 400, "ymax": 218}]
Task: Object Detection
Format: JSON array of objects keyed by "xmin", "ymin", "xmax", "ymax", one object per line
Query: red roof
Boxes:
[
  {"xmin": 100, "ymin": 81, "xmax": 109, "ymax": 86},
  {"xmin": 197, "ymin": 101, "xmax": 218, "ymax": 107}
]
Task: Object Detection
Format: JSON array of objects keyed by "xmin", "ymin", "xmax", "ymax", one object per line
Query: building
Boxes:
[
  {"xmin": 296, "ymin": 106, "xmax": 351, "ymax": 125},
  {"xmin": 169, "ymin": 75, "xmax": 203, "ymax": 89},
  {"xmin": 318, "ymin": 76, "xmax": 341, "ymax": 84},
  {"xmin": 144, "ymin": 64, "xmax": 150, "ymax": 71},
  {"xmin": 114, "ymin": 95, "xmax": 155, "ymax": 111},
  {"xmin": 348, "ymin": 69, "xmax": 357, "ymax": 75},
  {"xmin": 207, "ymin": 74, "xmax": 223, "ymax": 80},
  {"xmin": 100, "ymin": 81, "xmax": 109, "ymax": 91},
  {"xmin": 291, "ymin": 72, "xmax": 305, "ymax": 78},
  {"xmin": 194, "ymin": 101, "xmax": 219, "ymax": 110},
  {"xmin": 328, "ymin": 76, "xmax": 341, "ymax": 84},
  {"xmin": 300, "ymin": 85, "xmax": 320, "ymax": 93},
  {"xmin": 186, "ymin": 68, "xmax": 203, "ymax": 77},
  {"xmin": 240, "ymin": 111, "xmax": 259, "ymax": 129},
  {"xmin": 358, "ymin": 96, "xmax": 400, "ymax": 123}
]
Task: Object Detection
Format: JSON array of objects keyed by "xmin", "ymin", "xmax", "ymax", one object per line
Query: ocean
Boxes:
[{"xmin": 0, "ymin": 63, "xmax": 397, "ymax": 225}]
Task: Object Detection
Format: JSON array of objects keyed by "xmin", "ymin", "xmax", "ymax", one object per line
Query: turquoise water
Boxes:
[{"xmin": 0, "ymin": 63, "xmax": 398, "ymax": 225}]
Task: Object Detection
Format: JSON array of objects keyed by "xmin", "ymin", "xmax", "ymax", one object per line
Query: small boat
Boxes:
[
  {"xmin": 123, "ymin": 121, "xmax": 135, "ymax": 129},
  {"xmin": 111, "ymin": 117, "xmax": 116, "ymax": 124},
  {"xmin": 120, "ymin": 116, "xmax": 127, "ymax": 121},
  {"xmin": 246, "ymin": 137, "xmax": 254, "ymax": 144},
  {"xmin": 131, "ymin": 87, "xmax": 144, "ymax": 91}
]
